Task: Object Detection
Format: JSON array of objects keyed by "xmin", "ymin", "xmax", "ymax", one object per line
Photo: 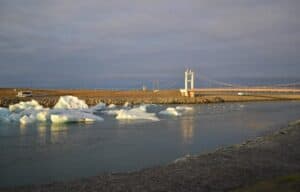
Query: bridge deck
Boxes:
[{"xmin": 190, "ymin": 88, "xmax": 300, "ymax": 93}]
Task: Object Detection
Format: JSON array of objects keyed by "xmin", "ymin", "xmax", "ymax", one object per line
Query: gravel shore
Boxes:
[{"xmin": 1, "ymin": 121, "xmax": 300, "ymax": 192}]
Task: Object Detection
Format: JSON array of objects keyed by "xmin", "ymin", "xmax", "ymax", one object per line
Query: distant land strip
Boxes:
[{"xmin": 1, "ymin": 88, "xmax": 300, "ymax": 107}]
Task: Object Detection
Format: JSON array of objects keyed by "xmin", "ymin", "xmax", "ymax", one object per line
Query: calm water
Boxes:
[{"xmin": 1, "ymin": 101, "xmax": 300, "ymax": 187}]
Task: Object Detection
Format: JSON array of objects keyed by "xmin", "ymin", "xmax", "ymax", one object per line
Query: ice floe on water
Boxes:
[
  {"xmin": 50, "ymin": 110, "xmax": 103, "ymax": 123},
  {"xmin": 175, "ymin": 106, "xmax": 193, "ymax": 112},
  {"xmin": 103, "ymin": 109, "xmax": 119, "ymax": 115},
  {"xmin": 54, "ymin": 96, "xmax": 88, "ymax": 110},
  {"xmin": 15, "ymin": 108, "xmax": 104, "ymax": 125},
  {"xmin": 18, "ymin": 109, "xmax": 51, "ymax": 124},
  {"xmin": 139, "ymin": 105, "xmax": 147, "ymax": 112},
  {"xmin": 0, "ymin": 96, "xmax": 104, "ymax": 124},
  {"xmin": 108, "ymin": 104, "xmax": 116, "ymax": 109},
  {"xmin": 103, "ymin": 104, "xmax": 161, "ymax": 121},
  {"xmin": 115, "ymin": 108, "xmax": 159, "ymax": 121},
  {"xmin": 0, "ymin": 107, "xmax": 11, "ymax": 122},
  {"xmin": 90, "ymin": 102, "xmax": 106, "ymax": 112},
  {"xmin": 0, "ymin": 96, "xmax": 198, "ymax": 125},
  {"xmin": 9, "ymin": 100, "xmax": 43, "ymax": 113},
  {"xmin": 123, "ymin": 102, "xmax": 132, "ymax": 108},
  {"xmin": 19, "ymin": 115, "xmax": 36, "ymax": 124},
  {"xmin": 159, "ymin": 107, "xmax": 182, "ymax": 116},
  {"xmin": 158, "ymin": 106, "xmax": 194, "ymax": 116},
  {"xmin": 137, "ymin": 104, "xmax": 161, "ymax": 113}
]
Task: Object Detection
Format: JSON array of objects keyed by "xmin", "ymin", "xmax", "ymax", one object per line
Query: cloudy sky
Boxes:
[{"xmin": 0, "ymin": 0, "xmax": 299, "ymax": 88}]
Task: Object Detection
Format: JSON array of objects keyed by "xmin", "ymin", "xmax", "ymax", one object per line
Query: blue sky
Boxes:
[{"xmin": 0, "ymin": 0, "xmax": 299, "ymax": 88}]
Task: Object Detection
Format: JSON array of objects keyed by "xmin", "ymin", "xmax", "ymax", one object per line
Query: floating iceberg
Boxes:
[
  {"xmin": 0, "ymin": 107, "xmax": 10, "ymax": 115},
  {"xmin": 115, "ymin": 108, "xmax": 159, "ymax": 121},
  {"xmin": 108, "ymin": 104, "xmax": 116, "ymax": 109},
  {"xmin": 90, "ymin": 102, "xmax": 106, "ymax": 111},
  {"xmin": 50, "ymin": 110, "xmax": 103, "ymax": 123},
  {"xmin": 9, "ymin": 100, "xmax": 43, "ymax": 113},
  {"xmin": 175, "ymin": 106, "xmax": 193, "ymax": 111},
  {"xmin": 18, "ymin": 109, "xmax": 50, "ymax": 124},
  {"xmin": 159, "ymin": 107, "xmax": 182, "ymax": 116},
  {"xmin": 138, "ymin": 104, "xmax": 159, "ymax": 112},
  {"xmin": 123, "ymin": 102, "xmax": 132, "ymax": 108},
  {"xmin": 1, "ymin": 96, "xmax": 105, "ymax": 125},
  {"xmin": 8, "ymin": 113, "xmax": 22, "ymax": 122},
  {"xmin": 36, "ymin": 110, "xmax": 50, "ymax": 122},
  {"xmin": 20, "ymin": 115, "xmax": 35, "ymax": 124},
  {"xmin": 54, "ymin": 96, "xmax": 88, "ymax": 110},
  {"xmin": 0, "ymin": 107, "xmax": 11, "ymax": 122},
  {"xmin": 104, "ymin": 104, "xmax": 159, "ymax": 117},
  {"xmin": 103, "ymin": 109, "xmax": 119, "ymax": 115},
  {"xmin": 139, "ymin": 105, "xmax": 147, "ymax": 112}
]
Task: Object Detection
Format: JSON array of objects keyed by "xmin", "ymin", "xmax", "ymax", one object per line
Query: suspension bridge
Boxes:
[{"xmin": 177, "ymin": 69, "xmax": 300, "ymax": 97}]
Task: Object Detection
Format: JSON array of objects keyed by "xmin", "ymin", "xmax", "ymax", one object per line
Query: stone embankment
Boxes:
[
  {"xmin": 0, "ymin": 96, "xmax": 216, "ymax": 108},
  {"xmin": 1, "ymin": 89, "xmax": 300, "ymax": 108}
]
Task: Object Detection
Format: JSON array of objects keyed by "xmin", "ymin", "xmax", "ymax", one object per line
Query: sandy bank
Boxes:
[{"xmin": 1, "ymin": 120, "xmax": 300, "ymax": 192}]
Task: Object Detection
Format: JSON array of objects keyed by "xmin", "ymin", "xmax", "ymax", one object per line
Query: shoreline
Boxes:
[
  {"xmin": 1, "ymin": 88, "xmax": 300, "ymax": 107},
  {"xmin": 1, "ymin": 121, "xmax": 300, "ymax": 191}
]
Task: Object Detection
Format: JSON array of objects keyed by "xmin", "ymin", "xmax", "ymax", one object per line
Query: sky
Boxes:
[{"xmin": 0, "ymin": 0, "xmax": 299, "ymax": 88}]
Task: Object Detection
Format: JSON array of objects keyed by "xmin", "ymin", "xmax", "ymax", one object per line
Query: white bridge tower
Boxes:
[{"xmin": 180, "ymin": 69, "xmax": 195, "ymax": 97}]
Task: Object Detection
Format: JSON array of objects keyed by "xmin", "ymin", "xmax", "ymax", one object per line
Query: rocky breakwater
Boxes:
[
  {"xmin": 83, "ymin": 96, "xmax": 214, "ymax": 105},
  {"xmin": 0, "ymin": 96, "xmax": 217, "ymax": 108},
  {"xmin": 0, "ymin": 96, "xmax": 59, "ymax": 108}
]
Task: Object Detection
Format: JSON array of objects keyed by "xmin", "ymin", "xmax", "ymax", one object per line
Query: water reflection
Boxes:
[
  {"xmin": 1, "ymin": 102, "xmax": 300, "ymax": 187},
  {"xmin": 19, "ymin": 123, "xmax": 27, "ymax": 135},
  {"xmin": 37, "ymin": 123, "xmax": 47, "ymax": 145},
  {"xmin": 180, "ymin": 117, "xmax": 195, "ymax": 144},
  {"xmin": 50, "ymin": 123, "xmax": 68, "ymax": 144}
]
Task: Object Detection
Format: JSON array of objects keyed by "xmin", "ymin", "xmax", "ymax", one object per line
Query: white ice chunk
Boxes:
[
  {"xmin": 138, "ymin": 104, "xmax": 158, "ymax": 112},
  {"xmin": 0, "ymin": 107, "xmax": 10, "ymax": 115},
  {"xmin": 2, "ymin": 97, "xmax": 104, "ymax": 125},
  {"xmin": 90, "ymin": 102, "xmax": 106, "ymax": 111},
  {"xmin": 175, "ymin": 106, "xmax": 193, "ymax": 111},
  {"xmin": 123, "ymin": 102, "xmax": 132, "ymax": 108},
  {"xmin": 54, "ymin": 96, "xmax": 88, "ymax": 110},
  {"xmin": 159, "ymin": 107, "xmax": 182, "ymax": 116},
  {"xmin": 139, "ymin": 105, "xmax": 147, "ymax": 112},
  {"xmin": 0, "ymin": 107, "xmax": 11, "ymax": 122},
  {"xmin": 108, "ymin": 104, "xmax": 116, "ymax": 109},
  {"xmin": 103, "ymin": 109, "xmax": 119, "ymax": 115},
  {"xmin": 19, "ymin": 115, "xmax": 35, "ymax": 124},
  {"xmin": 17, "ymin": 109, "xmax": 50, "ymax": 124},
  {"xmin": 36, "ymin": 110, "xmax": 50, "ymax": 122},
  {"xmin": 50, "ymin": 110, "xmax": 103, "ymax": 123},
  {"xmin": 115, "ymin": 108, "xmax": 159, "ymax": 121},
  {"xmin": 8, "ymin": 113, "xmax": 22, "ymax": 122},
  {"xmin": 9, "ymin": 100, "xmax": 43, "ymax": 113}
]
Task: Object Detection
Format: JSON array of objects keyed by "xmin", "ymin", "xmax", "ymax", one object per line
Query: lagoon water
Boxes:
[{"xmin": 1, "ymin": 101, "xmax": 300, "ymax": 187}]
